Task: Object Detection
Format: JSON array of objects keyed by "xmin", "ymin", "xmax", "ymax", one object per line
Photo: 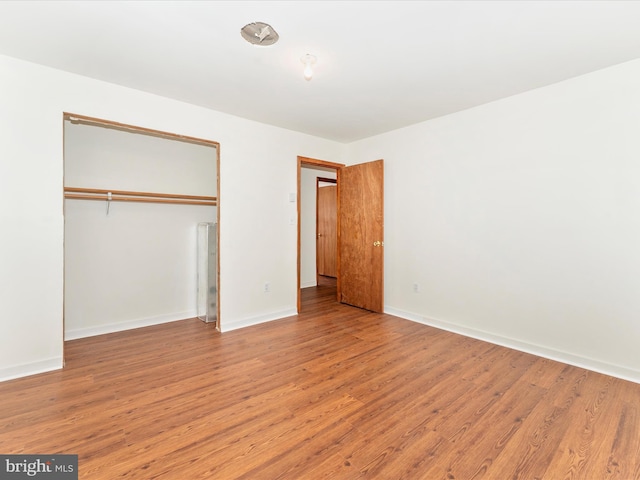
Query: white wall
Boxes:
[
  {"xmin": 348, "ymin": 59, "xmax": 640, "ymax": 383},
  {"xmin": 63, "ymin": 121, "xmax": 217, "ymax": 339},
  {"xmin": 64, "ymin": 121, "xmax": 217, "ymax": 195},
  {"xmin": 4, "ymin": 51, "xmax": 639, "ymax": 385},
  {"xmin": 300, "ymin": 167, "xmax": 337, "ymax": 287},
  {"xmin": 0, "ymin": 54, "xmax": 344, "ymax": 381}
]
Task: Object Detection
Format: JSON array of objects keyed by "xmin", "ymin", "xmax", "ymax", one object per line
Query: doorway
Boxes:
[
  {"xmin": 297, "ymin": 157, "xmax": 344, "ymax": 312},
  {"xmin": 297, "ymin": 156, "xmax": 385, "ymax": 314}
]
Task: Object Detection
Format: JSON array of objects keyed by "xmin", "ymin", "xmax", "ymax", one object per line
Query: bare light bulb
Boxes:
[
  {"xmin": 301, "ymin": 54, "xmax": 317, "ymax": 81},
  {"xmin": 303, "ymin": 63, "xmax": 313, "ymax": 80}
]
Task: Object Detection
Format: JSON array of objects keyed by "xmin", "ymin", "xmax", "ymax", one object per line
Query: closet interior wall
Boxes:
[{"xmin": 63, "ymin": 118, "xmax": 218, "ymax": 340}]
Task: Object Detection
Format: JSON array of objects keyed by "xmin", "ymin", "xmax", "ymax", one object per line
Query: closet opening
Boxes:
[{"xmin": 62, "ymin": 113, "xmax": 220, "ymax": 355}]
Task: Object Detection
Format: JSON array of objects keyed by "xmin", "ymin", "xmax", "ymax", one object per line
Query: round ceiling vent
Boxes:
[{"xmin": 240, "ymin": 22, "xmax": 279, "ymax": 46}]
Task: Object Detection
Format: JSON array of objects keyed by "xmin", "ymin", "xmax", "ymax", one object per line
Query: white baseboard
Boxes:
[
  {"xmin": 64, "ymin": 310, "xmax": 197, "ymax": 340},
  {"xmin": 0, "ymin": 357, "xmax": 63, "ymax": 383},
  {"xmin": 385, "ymin": 306, "xmax": 640, "ymax": 385},
  {"xmin": 301, "ymin": 281, "xmax": 317, "ymax": 288},
  {"xmin": 220, "ymin": 308, "xmax": 298, "ymax": 333}
]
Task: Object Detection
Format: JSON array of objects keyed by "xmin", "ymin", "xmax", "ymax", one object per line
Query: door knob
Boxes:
[{"xmin": 373, "ymin": 241, "xmax": 384, "ymax": 247}]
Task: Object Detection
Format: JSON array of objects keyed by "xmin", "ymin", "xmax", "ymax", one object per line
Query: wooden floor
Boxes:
[{"xmin": 1, "ymin": 286, "xmax": 639, "ymax": 479}]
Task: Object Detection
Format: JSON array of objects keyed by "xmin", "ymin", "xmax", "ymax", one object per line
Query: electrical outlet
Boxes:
[
  {"xmin": 264, "ymin": 282, "xmax": 270, "ymax": 293},
  {"xmin": 413, "ymin": 283, "xmax": 420, "ymax": 293}
]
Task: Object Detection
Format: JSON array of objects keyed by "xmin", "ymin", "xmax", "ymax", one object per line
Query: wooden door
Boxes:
[
  {"xmin": 338, "ymin": 159, "xmax": 384, "ymax": 312},
  {"xmin": 317, "ymin": 185, "xmax": 337, "ymax": 277}
]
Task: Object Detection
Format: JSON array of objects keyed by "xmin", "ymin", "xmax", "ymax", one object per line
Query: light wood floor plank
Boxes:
[{"xmin": 1, "ymin": 285, "xmax": 639, "ymax": 479}]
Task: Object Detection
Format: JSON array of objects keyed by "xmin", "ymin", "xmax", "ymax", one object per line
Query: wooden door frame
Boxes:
[
  {"xmin": 297, "ymin": 156, "xmax": 345, "ymax": 313},
  {"xmin": 315, "ymin": 177, "xmax": 337, "ymax": 284}
]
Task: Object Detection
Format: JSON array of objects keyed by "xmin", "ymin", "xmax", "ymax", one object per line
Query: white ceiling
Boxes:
[{"xmin": 1, "ymin": 1, "xmax": 640, "ymax": 143}]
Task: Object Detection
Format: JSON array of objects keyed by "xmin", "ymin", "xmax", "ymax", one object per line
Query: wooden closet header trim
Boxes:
[{"xmin": 63, "ymin": 112, "xmax": 220, "ymax": 149}]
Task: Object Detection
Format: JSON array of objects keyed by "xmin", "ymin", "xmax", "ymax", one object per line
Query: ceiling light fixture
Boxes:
[
  {"xmin": 300, "ymin": 54, "xmax": 317, "ymax": 81},
  {"xmin": 240, "ymin": 22, "xmax": 279, "ymax": 46}
]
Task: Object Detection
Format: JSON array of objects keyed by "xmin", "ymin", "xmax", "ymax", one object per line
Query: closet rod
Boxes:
[
  {"xmin": 64, "ymin": 187, "xmax": 217, "ymax": 206},
  {"xmin": 64, "ymin": 194, "xmax": 216, "ymax": 206},
  {"xmin": 65, "ymin": 187, "xmax": 215, "ymax": 201}
]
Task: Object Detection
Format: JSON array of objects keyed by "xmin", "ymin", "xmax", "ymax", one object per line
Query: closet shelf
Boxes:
[{"xmin": 64, "ymin": 187, "xmax": 217, "ymax": 206}]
